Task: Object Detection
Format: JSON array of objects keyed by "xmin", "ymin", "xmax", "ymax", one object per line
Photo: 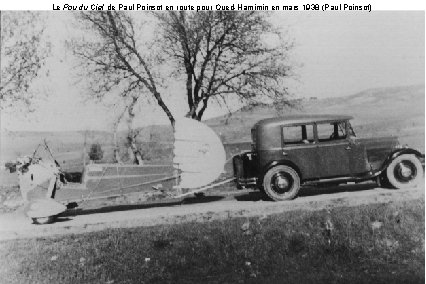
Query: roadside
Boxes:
[
  {"xmin": 0, "ymin": 187, "xmax": 423, "ymax": 284},
  {"xmin": 0, "ymin": 183, "xmax": 423, "ymax": 241}
]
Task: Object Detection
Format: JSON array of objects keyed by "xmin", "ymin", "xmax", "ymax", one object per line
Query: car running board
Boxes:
[{"xmin": 303, "ymin": 171, "xmax": 379, "ymax": 186}]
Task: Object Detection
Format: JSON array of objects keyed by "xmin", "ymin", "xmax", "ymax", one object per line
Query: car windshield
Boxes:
[
  {"xmin": 346, "ymin": 121, "xmax": 356, "ymax": 137},
  {"xmin": 316, "ymin": 121, "xmax": 347, "ymax": 142}
]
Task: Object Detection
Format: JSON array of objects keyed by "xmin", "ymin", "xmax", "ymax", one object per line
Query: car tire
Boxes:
[
  {"xmin": 263, "ymin": 165, "xmax": 300, "ymax": 201},
  {"xmin": 378, "ymin": 173, "xmax": 391, "ymax": 188},
  {"xmin": 386, "ymin": 154, "xmax": 424, "ymax": 189}
]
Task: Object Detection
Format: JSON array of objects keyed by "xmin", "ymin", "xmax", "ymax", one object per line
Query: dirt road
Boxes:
[{"xmin": 0, "ymin": 183, "xmax": 423, "ymax": 241}]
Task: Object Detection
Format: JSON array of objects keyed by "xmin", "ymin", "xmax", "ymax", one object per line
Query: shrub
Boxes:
[{"xmin": 88, "ymin": 143, "xmax": 103, "ymax": 161}]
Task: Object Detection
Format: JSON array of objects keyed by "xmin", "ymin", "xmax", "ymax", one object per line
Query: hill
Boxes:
[
  {"xmin": 207, "ymin": 84, "xmax": 424, "ymax": 151},
  {"xmin": 1, "ymin": 84, "xmax": 424, "ymax": 167}
]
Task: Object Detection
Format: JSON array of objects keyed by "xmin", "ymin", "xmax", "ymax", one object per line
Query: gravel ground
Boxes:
[{"xmin": 0, "ymin": 182, "xmax": 423, "ymax": 241}]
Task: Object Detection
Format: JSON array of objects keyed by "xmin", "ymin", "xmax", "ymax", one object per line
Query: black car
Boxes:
[{"xmin": 233, "ymin": 115, "xmax": 424, "ymax": 201}]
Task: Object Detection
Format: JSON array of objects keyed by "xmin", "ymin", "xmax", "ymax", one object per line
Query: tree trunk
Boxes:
[
  {"xmin": 196, "ymin": 97, "xmax": 209, "ymax": 121},
  {"xmin": 126, "ymin": 96, "xmax": 143, "ymax": 165},
  {"xmin": 113, "ymin": 130, "xmax": 122, "ymax": 164},
  {"xmin": 127, "ymin": 134, "xmax": 143, "ymax": 165},
  {"xmin": 112, "ymin": 106, "xmax": 128, "ymax": 164},
  {"xmin": 152, "ymin": 90, "xmax": 175, "ymax": 129}
]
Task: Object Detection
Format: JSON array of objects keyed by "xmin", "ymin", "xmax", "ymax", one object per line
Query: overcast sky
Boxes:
[{"xmin": 1, "ymin": 11, "xmax": 424, "ymax": 131}]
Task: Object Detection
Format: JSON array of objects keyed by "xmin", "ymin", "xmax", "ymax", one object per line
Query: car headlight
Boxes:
[{"xmin": 395, "ymin": 144, "xmax": 408, "ymax": 149}]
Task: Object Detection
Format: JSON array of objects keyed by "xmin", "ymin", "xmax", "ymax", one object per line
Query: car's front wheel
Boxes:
[
  {"xmin": 263, "ymin": 165, "xmax": 300, "ymax": 201},
  {"xmin": 386, "ymin": 154, "xmax": 424, "ymax": 189}
]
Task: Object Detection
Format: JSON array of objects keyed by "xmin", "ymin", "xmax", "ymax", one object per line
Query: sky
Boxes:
[{"xmin": 1, "ymin": 11, "xmax": 424, "ymax": 132}]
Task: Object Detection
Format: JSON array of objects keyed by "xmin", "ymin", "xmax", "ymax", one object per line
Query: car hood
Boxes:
[
  {"xmin": 357, "ymin": 136, "xmax": 399, "ymax": 166},
  {"xmin": 357, "ymin": 136, "xmax": 399, "ymax": 149}
]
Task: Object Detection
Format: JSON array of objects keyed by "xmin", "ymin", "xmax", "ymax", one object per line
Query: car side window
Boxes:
[
  {"xmin": 282, "ymin": 124, "xmax": 314, "ymax": 145},
  {"xmin": 316, "ymin": 122, "xmax": 346, "ymax": 142}
]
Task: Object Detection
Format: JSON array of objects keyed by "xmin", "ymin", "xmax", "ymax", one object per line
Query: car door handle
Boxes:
[
  {"xmin": 345, "ymin": 146, "xmax": 351, "ymax": 150},
  {"xmin": 282, "ymin": 151, "xmax": 288, "ymax": 156}
]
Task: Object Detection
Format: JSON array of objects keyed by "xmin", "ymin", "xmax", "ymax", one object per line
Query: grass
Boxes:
[{"xmin": 0, "ymin": 198, "xmax": 424, "ymax": 283}]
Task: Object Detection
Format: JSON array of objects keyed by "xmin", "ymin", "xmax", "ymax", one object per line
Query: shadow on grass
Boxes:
[
  {"xmin": 50, "ymin": 217, "xmax": 73, "ymax": 223},
  {"xmin": 235, "ymin": 191, "xmax": 267, "ymax": 201},
  {"xmin": 60, "ymin": 195, "xmax": 225, "ymax": 218}
]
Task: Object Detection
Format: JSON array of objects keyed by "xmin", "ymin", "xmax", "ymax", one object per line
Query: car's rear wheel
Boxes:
[
  {"xmin": 386, "ymin": 154, "xmax": 423, "ymax": 189},
  {"xmin": 263, "ymin": 165, "xmax": 300, "ymax": 201}
]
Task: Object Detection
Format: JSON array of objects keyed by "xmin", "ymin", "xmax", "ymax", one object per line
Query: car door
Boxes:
[
  {"xmin": 281, "ymin": 124, "xmax": 319, "ymax": 179},
  {"xmin": 315, "ymin": 122, "xmax": 352, "ymax": 178}
]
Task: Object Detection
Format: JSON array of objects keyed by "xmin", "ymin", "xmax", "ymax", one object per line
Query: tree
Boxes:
[
  {"xmin": 156, "ymin": 11, "xmax": 293, "ymax": 120},
  {"xmin": 71, "ymin": 12, "xmax": 294, "ymax": 163},
  {"xmin": 88, "ymin": 143, "xmax": 104, "ymax": 161},
  {"xmin": 111, "ymin": 94, "xmax": 143, "ymax": 164},
  {"xmin": 0, "ymin": 11, "xmax": 50, "ymax": 110},
  {"xmin": 71, "ymin": 11, "xmax": 174, "ymax": 126},
  {"xmin": 71, "ymin": 12, "xmax": 174, "ymax": 164}
]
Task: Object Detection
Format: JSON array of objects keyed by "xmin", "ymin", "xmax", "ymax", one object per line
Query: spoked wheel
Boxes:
[
  {"xmin": 263, "ymin": 165, "xmax": 300, "ymax": 201},
  {"xmin": 386, "ymin": 154, "xmax": 423, "ymax": 189}
]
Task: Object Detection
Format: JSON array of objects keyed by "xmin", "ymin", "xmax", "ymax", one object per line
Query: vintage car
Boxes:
[{"xmin": 233, "ymin": 115, "xmax": 424, "ymax": 201}]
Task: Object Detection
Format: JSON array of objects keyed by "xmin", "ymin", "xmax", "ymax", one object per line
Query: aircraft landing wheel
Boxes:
[{"xmin": 32, "ymin": 216, "xmax": 55, "ymax": 225}]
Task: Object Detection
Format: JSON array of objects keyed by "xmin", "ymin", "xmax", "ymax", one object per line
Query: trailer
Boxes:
[{"xmin": 8, "ymin": 118, "xmax": 234, "ymax": 224}]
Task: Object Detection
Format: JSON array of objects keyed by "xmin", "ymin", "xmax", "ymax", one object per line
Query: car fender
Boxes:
[
  {"xmin": 379, "ymin": 148, "xmax": 424, "ymax": 173},
  {"xmin": 260, "ymin": 160, "xmax": 302, "ymax": 185}
]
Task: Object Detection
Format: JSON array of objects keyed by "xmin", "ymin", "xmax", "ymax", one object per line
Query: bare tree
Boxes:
[
  {"xmin": 71, "ymin": 11, "xmax": 174, "ymax": 164},
  {"xmin": 157, "ymin": 11, "xmax": 293, "ymax": 120},
  {"xmin": 0, "ymin": 11, "xmax": 50, "ymax": 110},
  {"xmin": 71, "ymin": 11, "xmax": 174, "ymax": 126},
  {"xmin": 71, "ymin": 12, "xmax": 293, "ymax": 162}
]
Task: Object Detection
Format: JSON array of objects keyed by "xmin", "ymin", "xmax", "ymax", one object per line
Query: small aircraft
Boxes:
[{"xmin": 5, "ymin": 118, "xmax": 232, "ymax": 224}]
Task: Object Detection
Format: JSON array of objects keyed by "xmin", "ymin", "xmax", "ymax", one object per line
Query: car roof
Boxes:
[{"xmin": 254, "ymin": 114, "xmax": 353, "ymax": 128}]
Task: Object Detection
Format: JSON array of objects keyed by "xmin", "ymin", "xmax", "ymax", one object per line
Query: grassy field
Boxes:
[{"xmin": 0, "ymin": 198, "xmax": 424, "ymax": 283}]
